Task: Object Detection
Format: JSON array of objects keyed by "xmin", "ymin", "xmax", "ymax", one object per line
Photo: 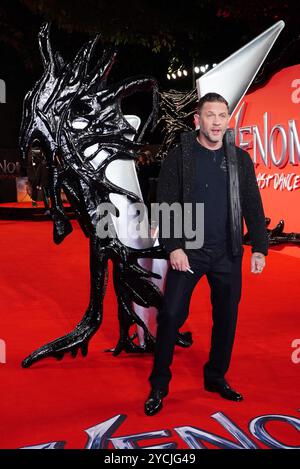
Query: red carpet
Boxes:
[
  {"xmin": 0, "ymin": 202, "xmax": 70, "ymax": 208},
  {"xmin": 0, "ymin": 220, "xmax": 300, "ymax": 449}
]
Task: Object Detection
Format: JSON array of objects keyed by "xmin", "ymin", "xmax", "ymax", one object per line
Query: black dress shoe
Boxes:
[
  {"xmin": 176, "ymin": 331, "xmax": 193, "ymax": 348},
  {"xmin": 144, "ymin": 388, "xmax": 168, "ymax": 416},
  {"xmin": 204, "ymin": 381, "xmax": 243, "ymax": 401}
]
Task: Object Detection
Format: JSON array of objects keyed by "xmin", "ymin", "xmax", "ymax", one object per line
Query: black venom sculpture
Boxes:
[
  {"xmin": 246, "ymin": 218, "xmax": 300, "ymax": 247},
  {"xmin": 20, "ymin": 23, "xmax": 195, "ymax": 368}
]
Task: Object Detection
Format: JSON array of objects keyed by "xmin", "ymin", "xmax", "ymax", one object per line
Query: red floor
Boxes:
[
  {"xmin": 0, "ymin": 202, "xmax": 72, "ymax": 208},
  {"xmin": 0, "ymin": 202, "xmax": 40, "ymax": 208},
  {"xmin": 0, "ymin": 220, "xmax": 300, "ymax": 449}
]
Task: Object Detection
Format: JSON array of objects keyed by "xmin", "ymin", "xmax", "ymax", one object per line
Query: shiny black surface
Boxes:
[
  {"xmin": 204, "ymin": 381, "xmax": 244, "ymax": 401},
  {"xmin": 20, "ymin": 23, "xmax": 167, "ymax": 367},
  {"xmin": 144, "ymin": 388, "xmax": 168, "ymax": 416}
]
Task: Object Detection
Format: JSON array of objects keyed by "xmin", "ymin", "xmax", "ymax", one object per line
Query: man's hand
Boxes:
[
  {"xmin": 251, "ymin": 252, "xmax": 266, "ymax": 274},
  {"xmin": 170, "ymin": 248, "xmax": 191, "ymax": 271}
]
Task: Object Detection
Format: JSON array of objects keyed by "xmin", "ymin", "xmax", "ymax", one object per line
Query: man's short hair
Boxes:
[{"xmin": 196, "ymin": 93, "xmax": 229, "ymax": 114}]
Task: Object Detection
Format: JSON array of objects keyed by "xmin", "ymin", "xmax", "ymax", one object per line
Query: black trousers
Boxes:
[{"xmin": 149, "ymin": 245, "xmax": 243, "ymax": 391}]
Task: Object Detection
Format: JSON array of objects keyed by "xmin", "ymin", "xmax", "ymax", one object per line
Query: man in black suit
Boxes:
[{"xmin": 145, "ymin": 92, "xmax": 268, "ymax": 416}]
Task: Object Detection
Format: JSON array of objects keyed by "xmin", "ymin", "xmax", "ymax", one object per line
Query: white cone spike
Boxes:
[{"xmin": 196, "ymin": 20, "xmax": 285, "ymax": 114}]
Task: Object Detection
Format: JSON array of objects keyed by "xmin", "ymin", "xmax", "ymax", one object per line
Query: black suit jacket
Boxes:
[{"xmin": 156, "ymin": 130, "xmax": 268, "ymax": 257}]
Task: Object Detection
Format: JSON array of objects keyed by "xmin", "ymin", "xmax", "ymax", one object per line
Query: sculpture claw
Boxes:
[
  {"xmin": 81, "ymin": 342, "xmax": 88, "ymax": 357},
  {"xmin": 21, "ymin": 315, "xmax": 98, "ymax": 367}
]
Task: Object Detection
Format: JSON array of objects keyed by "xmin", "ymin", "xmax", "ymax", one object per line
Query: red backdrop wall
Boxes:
[{"xmin": 231, "ymin": 64, "xmax": 300, "ymax": 258}]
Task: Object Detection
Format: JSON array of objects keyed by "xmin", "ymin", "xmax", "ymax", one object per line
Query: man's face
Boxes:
[{"xmin": 194, "ymin": 101, "xmax": 230, "ymax": 144}]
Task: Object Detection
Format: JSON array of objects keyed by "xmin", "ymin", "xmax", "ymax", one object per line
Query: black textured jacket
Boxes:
[{"xmin": 156, "ymin": 130, "xmax": 268, "ymax": 257}]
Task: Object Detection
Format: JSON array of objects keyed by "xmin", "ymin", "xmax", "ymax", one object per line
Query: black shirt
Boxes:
[{"xmin": 188, "ymin": 138, "xmax": 230, "ymax": 257}]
